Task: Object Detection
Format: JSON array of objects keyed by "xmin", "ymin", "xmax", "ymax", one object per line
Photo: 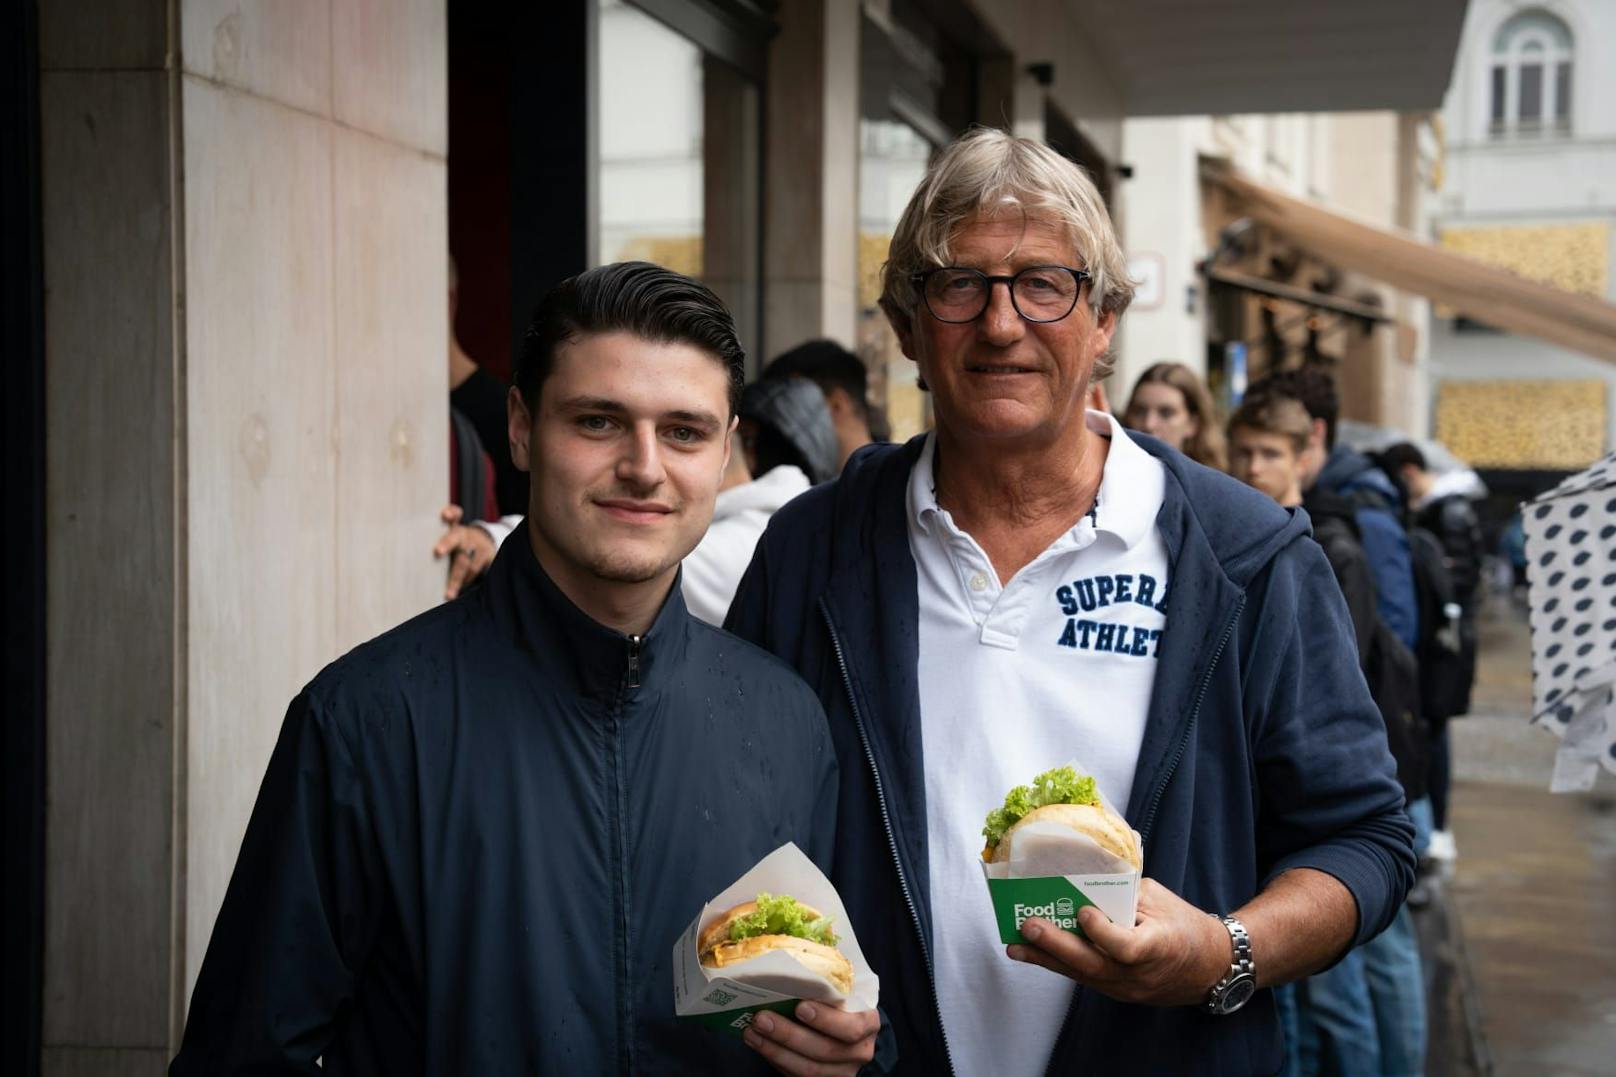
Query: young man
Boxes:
[
  {"xmin": 172, "ymin": 263, "xmax": 867, "ymax": 1075},
  {"xmin": 727, "ymin": 129, "xmax": 1412, "ymax": 1074},
  {"xmin": 1230, "ymin": 394, "xmax": 1427, "ymax": 1077}
]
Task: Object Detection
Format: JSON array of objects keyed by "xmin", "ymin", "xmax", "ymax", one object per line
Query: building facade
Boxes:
[
  {"xmin": 1116, "ymin": 110, "xmax": 1439, "ymax": 437},
  {"xmin": 1428, "ymin": 0, "xmax": 1616, "ymax": 470},
  {"xmin": 11, "ymin": 2, "xmax": 1468, "ymax": 1072}
]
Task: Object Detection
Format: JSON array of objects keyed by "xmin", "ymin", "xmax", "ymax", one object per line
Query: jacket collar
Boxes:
[{"xmin": 480, "ymin": 520, "xmax": 691, "ymax": 703}]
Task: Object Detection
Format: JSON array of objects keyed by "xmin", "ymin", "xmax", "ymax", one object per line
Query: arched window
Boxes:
[{"xmin": 1489, "ymin": 10, "xmax": 1574, "ymax": 137}]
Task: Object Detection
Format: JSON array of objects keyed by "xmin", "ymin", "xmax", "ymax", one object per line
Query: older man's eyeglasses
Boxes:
[{"xmin": 911, "ymin": 265, "xmax": 1092, "ymax": 324}]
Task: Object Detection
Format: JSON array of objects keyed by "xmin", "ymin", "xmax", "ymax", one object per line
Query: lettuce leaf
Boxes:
[
  {"xmin": 982, "ymin": 766, "xmax": 1099, "ymax": 848},
  {"xmin": 728, "ymin": 892, "xmax": 839, "ymax": 947}
]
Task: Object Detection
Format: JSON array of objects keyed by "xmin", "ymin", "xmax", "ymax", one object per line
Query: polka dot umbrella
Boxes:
[{"xmin": 1522, "ymin": 450, "xmax": 1616, "ymax": 792}]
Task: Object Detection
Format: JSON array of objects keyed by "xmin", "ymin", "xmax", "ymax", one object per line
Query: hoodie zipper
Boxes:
[
  {"xmin": 1049, "ymin": 595, "xmax": 1246, "ymax": 1075},
  {"xmin": 821, "ymin": 601, "xmax": 957, "ymax": 1076},
  {"xmin": 1137, "ymin": 595, "xmax": 1245, "ymax": 844}
]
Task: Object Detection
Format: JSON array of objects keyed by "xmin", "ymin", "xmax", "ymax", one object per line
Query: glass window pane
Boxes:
[
  {"xmin": 858, "ymin": 119, "xmax": 934, "ymax": 442},
  {"xmin": 1490, "ymin": 65, "xmax": 1506, "ymax": 127},
  {"xmin": 1555, "ymin": 62, "xmax": 1572, "ymax": 124},
  {"xmin": 594, "ymin": 1, "xmax": 762, "ymax": 358},
  {"xmin": 1519, "ymin": 63, "xmax": 1543, "ymax": 123},
  {"xmin": 596, "ymin": 0, "xmax": 704, "ymax": 274}
]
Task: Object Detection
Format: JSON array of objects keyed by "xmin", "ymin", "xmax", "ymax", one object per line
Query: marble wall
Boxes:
[{"xmin": 40, "ymin": 3, "xmax": 447, "ymax": 1072}]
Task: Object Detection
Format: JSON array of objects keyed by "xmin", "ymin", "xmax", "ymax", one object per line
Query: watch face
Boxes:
[{"xmin": 1217, "ymin": 975, "xmax": 1257, "ymax": 1015}]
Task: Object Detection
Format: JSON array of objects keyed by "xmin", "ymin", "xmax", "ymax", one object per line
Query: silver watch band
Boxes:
[{"xmin": 1205, "ymin": 914, "xmax": 1256, "ymax": 1014}]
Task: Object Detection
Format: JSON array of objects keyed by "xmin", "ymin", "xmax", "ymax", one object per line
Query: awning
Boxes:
[
  {"xmin": 1201, "ymin": 160, "xmax": 1616, "ymax": 366},
  {"xmin": 1069, "ymin": 0, "xmax": 1467, "ymax": 116}
]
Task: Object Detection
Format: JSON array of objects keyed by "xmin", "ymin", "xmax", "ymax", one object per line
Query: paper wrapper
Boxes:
[
  {"xmin": 980, "ymin": 763, "xmax": 1142, "ymax": 944},
  {"xmin": 672, "ymin": 843, "xmax": 879, "ymax": 1036}
]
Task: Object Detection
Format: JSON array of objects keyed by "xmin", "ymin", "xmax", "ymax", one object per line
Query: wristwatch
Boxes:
[{"xmin": 1204, "ymin": 914, "xmax": 1257, "ymax": 1016}]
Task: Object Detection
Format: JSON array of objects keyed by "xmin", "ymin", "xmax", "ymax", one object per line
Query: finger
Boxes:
[
  {"xmin": 1075, "ymin": 904, "xmax": 1146, "ymax": 962},
  {"xmin": 440, "ymin": 504, "xmax": 463, "ymax": 525},
  {"xmin": 444, "ymin": 555, "xmax": 473, "ymax": 600},
  {"xmin": 433, "ymin": 526, "xmax": 466, "ymax": 559},
  {"xmin": 1017, "ymin": 918, "xmax": 1112, "ymax": 977},
  {"xmin": 1006, "ymin": 943, "xmax": 1084, "ymax": 981},
  {"xmin": 793, "ymin": 1001, "xmax": 881, "ymax": 1045},
  {"xmin": 749, "ymin": 1010, "xmax": 875, "ymax": 1064}
]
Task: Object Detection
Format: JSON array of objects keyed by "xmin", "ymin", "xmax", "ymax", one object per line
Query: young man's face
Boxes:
[
  {"xmin": 509, "ymin": 331, "xmax": 733, "ymax": 593},
  {"xmin": 1229, "ymin": 426, "xmax": 1306, "ymax": 507}
]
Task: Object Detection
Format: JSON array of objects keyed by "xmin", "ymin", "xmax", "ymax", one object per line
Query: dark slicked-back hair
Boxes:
[
  {"xmin": 1377, "ymin": 441, "xmax": 1427, "ymax": 474},
  {"xmin": 515, "ymin": 261, "xmax": 746, "ymax": 413}
]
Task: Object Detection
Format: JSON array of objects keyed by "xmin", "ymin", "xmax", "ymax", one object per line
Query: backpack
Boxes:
[
  {"xmin": 1363, "ymin": 617, "xmax": 1428, "ymax": 802},
  {"xmin": 1407, "ymin": 526, "xmax": 1477, "ymax": 721}
]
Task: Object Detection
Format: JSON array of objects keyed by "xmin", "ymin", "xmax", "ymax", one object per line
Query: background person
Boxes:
[
  {"xmin": 726, "ymin": 128, "xmax": 1413, "ymax": 1075},
  {"xmin": 1376, "ymin": 440, "xmax": 1484, "ymax": 864},
  {"xmin": 1121, "ymin": 360, "xmax": 1227, "ymax": 471},
  {"xmin": 1229, "ymin": 395, "xmax": 1428, "ymax": 1077},
  {"xmin": 764, "ymin": 338, "xmax": 883, "ymax": 468}
]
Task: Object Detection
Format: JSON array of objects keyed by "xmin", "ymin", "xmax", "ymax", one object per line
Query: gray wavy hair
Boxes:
[{"xmin": 878, "ymin": 127, "xmax": 1135, "ymax": 379}]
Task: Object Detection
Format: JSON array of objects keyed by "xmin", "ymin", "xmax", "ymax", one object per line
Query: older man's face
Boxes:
[{"xmin": 898, "ymin": 212, "xmax": 1115, "ymax": 448}]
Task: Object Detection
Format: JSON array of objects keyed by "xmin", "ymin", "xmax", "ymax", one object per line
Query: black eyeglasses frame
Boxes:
[{"xmin": 909, "ymin": 265, "xmax": 1094, "ymax": 324}]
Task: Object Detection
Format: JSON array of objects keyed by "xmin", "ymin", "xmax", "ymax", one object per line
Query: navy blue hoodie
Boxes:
[
  {"xmin": 726, "ymin": 436, "xmax": 1414, "ymax": 1075},
  {"xmin": 173, "ymin": 524, "xmax": 838, "ymax": 1075}
]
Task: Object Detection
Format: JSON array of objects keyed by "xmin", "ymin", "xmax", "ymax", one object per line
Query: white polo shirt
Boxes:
[{"xmin": 909, "ymin": 410, "xmax": 1169, "ymax": 1077}]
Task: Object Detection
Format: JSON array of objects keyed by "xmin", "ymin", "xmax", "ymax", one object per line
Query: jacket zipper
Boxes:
[
  {"xmin": 626, "ymin": 634, "xmax": 642, "ymax": 689},
  {"xmin": 609, "ymin": 658, "xmax": 636, "ymax": 1073},
  {"xmin": 1050, "ymin": 596, "xmax": 1246, "ymax": 1075},
  {"xmin": 821, "ymin": 601, "xmax": 957, "ymax": 1076},
  {"xmin": 1138, "ymin": 595, "xmax": 1245, "ymax": 844}
]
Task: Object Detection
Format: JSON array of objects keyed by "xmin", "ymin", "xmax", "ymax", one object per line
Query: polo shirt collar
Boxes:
[{"xmin": 907, "ymin": 409, "xmax": 1161, "ymax": 550}]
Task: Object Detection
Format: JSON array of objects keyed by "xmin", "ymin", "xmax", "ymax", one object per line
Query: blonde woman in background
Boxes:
[{"xmin": 1122, "ymin": 360, "xmax": 1227, "ymax": 471}]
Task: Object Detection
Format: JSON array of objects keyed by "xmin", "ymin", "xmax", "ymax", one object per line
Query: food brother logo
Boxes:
[
  {"xmin": 1053, "ymin": 573, "xmax": 1167, "ymax": 658},
  {"xmin": 1013, "ymin": 900, "xmax": 1082, "ymax": 931}
]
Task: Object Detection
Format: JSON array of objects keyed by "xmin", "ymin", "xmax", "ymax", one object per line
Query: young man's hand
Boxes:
[
  {"xmin": 1007, "ymin": 877, "xmax": 1230, "ymax": 1006},
  {"xmin": 431, "ymin": 503, "xmax": 496, "ymax": 599},
  {"xmin": 744, "ymin": 1001, "xmax": 880, "ymax": 1076}
]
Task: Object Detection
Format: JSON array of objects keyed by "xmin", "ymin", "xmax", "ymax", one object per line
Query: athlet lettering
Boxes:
[{"xmin": 1053, "ymin": 573, "xmax": 1167, "ymax": 657}]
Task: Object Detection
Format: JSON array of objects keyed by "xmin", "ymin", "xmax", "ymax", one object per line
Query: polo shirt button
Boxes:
[{"xmin": 969, "ymin": 572, "xmax": 988, "ymax": 592}]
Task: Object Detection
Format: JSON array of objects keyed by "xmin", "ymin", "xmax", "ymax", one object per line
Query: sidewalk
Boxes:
[{"xmin": 1417, "ymin": 589, "xmax": 1616, "ymax": 1076}]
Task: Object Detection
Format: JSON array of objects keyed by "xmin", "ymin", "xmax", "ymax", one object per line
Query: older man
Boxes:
[{"xmin": 726, "ymin": 130, "xmax": 1414, "ymax": 1074}]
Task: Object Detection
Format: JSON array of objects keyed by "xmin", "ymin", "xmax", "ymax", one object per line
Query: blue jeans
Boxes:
[
  {"xmin": 1360, "ymin": 905, "xmax": 1427, "ymax": 1077},
  {"xmin": 1408, "ymin": 795, "xmax": 1433, "ymax": 858},
  {"xmin": 1297, "ymin": 947, "xmax": 1381, "ymax": 1076}
]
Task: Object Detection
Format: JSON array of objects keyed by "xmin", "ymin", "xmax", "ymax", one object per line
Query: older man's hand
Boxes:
[{"xmin": 1006, "ymin": 877, "xmax": 1231, "ymax": 1006}]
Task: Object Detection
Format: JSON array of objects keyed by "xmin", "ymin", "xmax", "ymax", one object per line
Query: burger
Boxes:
[
  {"xmin": 698, "ymin": 892, "xmax": 854, "ymax": 997},
  {"xmin": 981, "ymin": 766, "xmax": 1142, "ymax": 873}
]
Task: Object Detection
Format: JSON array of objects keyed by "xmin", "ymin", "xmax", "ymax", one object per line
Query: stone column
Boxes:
[
  {"xmin": 39, "ymin": 4, "xmax": 447, "ymax": 1072},
  {"xmin": 762, "ymin": 0, "xmax": 860, "ymax": 360}
]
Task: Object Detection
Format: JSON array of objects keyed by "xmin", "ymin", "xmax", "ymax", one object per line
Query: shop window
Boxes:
[
  {"xmin": 594, "ymin": 0, "xmax": 763, "ymax": 359},
  {"xmin": 858, "ymin": 119, "xmax": 935, "ymax": 443},
  {"xmin": 1488, "ymin": 10, "xmax": 1573, "ymax": 139}
]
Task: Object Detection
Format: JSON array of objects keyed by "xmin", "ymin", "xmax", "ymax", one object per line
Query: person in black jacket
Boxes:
[
  {"xmin": 1376, "ymin": 440, "xmax": 1482, "ymax": 863},
  {"xmin": 172, "ymin": 263, "xmax": 873, "ymax": 1076},
  {"xmin": 1231, "ymin": 397, "xmax": 1428, "ymax": 1077}
]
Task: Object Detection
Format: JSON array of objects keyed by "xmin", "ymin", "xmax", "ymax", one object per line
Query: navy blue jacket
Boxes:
[
  {"xmin": 1319, "ymin": 446, "xmax": 1420, "ymax": 649},
  {"xmin": 173, "ymin": 524, "xmax": 838, "ymax": 1075},
  {"xmin": 726, "ymin": 436, "xmax": 1415, "ymax": 1075}
]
